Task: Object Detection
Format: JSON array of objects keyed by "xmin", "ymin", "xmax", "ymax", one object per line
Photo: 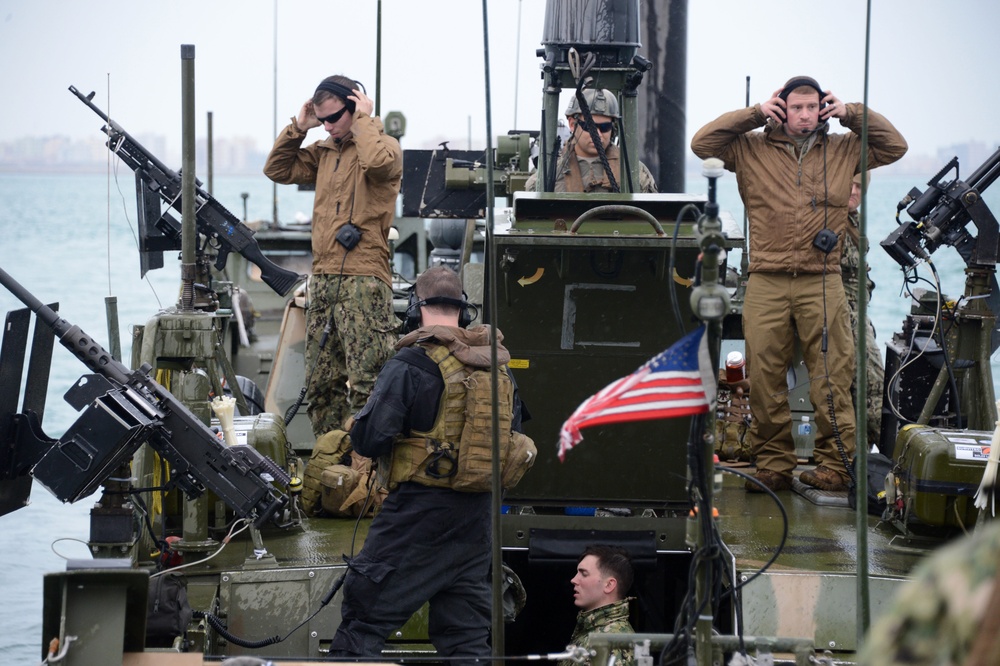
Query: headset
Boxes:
[
  {"xmin": 314, "ymin": 79, "xmax": 366, "ymax": 115},
  {"xmin": 403, "ymin": 286, "xmax": 476, "ymax": 333},
  {"xmin": 777, "ymin": 76, "xmax": 827, "ymax": 111},
  {"xmin": 778, "ymin": 75, "xmax": 829, "ymax": 138}
]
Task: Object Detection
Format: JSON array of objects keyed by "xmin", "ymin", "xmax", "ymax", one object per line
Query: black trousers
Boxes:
[{"xmin": 329, "ymin": 483, "xmax": 492, "ymax": 664}]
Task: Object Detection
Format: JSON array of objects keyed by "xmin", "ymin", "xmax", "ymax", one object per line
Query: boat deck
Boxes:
[{"xmin": 716, "ymin": 461, "xmax": 932, "ymax": 656}]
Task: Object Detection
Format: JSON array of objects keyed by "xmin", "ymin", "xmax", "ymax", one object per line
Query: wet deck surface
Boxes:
[{"xmin": 716, "ymin": 462, "xmax": 925, "ymax": 579}]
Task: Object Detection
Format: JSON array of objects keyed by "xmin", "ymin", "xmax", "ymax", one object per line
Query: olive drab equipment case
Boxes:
[{"xmin": 889, "ymin": 425, "xmax": 990, "ymax": 535}]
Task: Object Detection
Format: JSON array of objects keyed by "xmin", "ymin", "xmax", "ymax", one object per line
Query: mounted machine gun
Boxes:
[
  {"xmin": 882, "ymin": 147, "xmax": 1000, "ymax": 269},
  {"xmin": 878, "ymin": 147, "xmax": 1000, "ymax": 538},
  {"xmin": 0, "ymin": 266, "xmax": 290, "ymax": 527},
  {"xmin": 69, "ymin": 85, "xmax": 304, "ymax": 297}
]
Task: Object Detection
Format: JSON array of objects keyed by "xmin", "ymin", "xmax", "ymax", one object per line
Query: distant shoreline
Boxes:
[
  {"xmin": 0, "ymin": 158, "xmax": 969, "ymax": 179},
  {"xmin": 0, "ymin": 164, "xmax": 265, "ymax": 177}
]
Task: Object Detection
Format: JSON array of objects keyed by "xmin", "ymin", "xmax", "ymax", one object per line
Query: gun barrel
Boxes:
[
  {"xmin": 69, "ymin": 85, "xmax": 179, "ymax": 184},
  {"xmin": 0, "ymin": 265, "xmax": 60, "ymax": 331},
  {"xmin": 0, "ymin": 266, "xmax": 134, "ymax": 386},
  {"xmin": 966, "ymin": 146, "xmax": 1000, "ymax": 194}
]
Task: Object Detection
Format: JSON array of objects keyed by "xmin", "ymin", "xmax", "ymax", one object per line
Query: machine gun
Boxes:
[
  {"xmin": 881, "ymin": 147, "xmax": 1000, "ymax": 268},
  {"xmin": 0, "ymin": 265, "xmax": 289, "ymax": 527},
  {"xmin": 70, "ymin": 85, "xmax": 303, "ymax": 296}
]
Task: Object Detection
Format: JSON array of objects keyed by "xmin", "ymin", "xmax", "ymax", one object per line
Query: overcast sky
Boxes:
[{"xmin": 1, "ymin": 0, "xmax": 997, "ymax": 160}]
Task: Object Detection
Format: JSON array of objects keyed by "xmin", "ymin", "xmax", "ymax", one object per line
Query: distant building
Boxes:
[
  {"xmin": 0, "ymin": 134, "xmax": 268, "ymax": 174},
  {"xmin": 937, "ymin": 140, "xmax": 995, "ymax": 172}
]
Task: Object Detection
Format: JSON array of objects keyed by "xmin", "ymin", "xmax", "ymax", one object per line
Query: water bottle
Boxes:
[{"xmin": 798, "ymin": 415, "xmax": 812, "ymax": 436}]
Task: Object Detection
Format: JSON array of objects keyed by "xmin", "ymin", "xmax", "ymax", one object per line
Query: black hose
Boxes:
[{"xmin": 194, "ymin": 611, "xmax": 280, "ymax": 650}]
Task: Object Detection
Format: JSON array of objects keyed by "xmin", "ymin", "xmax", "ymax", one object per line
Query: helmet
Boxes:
[{"xmin": 565, "ymin": 88, "xmax": 620, "ymax": 119}]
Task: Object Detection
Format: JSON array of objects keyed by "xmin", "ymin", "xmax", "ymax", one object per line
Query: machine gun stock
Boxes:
[
  {"xmin": 0, "ymin": 265, "xmax": 289, "ymax": 528},
  {"xmin": 882, "ymin": 147, "xmax": 1000, "ymax": 268},
  {"xmin": 70, "ymin": 85, "xmax": 304, "ymax": 296}
]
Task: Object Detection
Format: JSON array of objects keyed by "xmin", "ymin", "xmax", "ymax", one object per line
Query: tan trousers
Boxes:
[{"xmin": 743, "ymin": 272, "xmax": 857, "ymax": 476}]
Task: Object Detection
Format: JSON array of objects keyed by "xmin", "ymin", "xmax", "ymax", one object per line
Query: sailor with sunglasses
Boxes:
[
  {"xmin": 265, "ymin": 75, "xmax": 403, "ymax": 443},
  {"xmin": 525, "ymin": 88, "xmax": 657, "ymax": 194}
]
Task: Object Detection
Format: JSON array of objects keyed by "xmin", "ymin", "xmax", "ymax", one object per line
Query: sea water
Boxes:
[
  {"xmin": 0, "ymin": 172, "xmax": 313, "ymax": 662},
  {"xmin": 0, "ymin": 170, "xmax": 997, "ymax": 662}
]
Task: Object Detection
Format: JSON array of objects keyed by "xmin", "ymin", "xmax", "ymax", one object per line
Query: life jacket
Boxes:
[{"xmin": 384, "ymin": 342, "xmax": 536, "ymax": 492}]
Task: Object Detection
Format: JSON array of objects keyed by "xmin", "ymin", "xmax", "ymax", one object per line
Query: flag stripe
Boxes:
[{"xmin": 558, "ymin": 326, "xmax": 716, "ymax": 461}]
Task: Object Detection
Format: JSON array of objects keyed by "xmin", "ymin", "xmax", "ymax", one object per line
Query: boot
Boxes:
[
  {"xmin": 799, "ymin": 465, "xmax": 849, "ymax": 491},
  {"xmin": 745, "ymin": 469, "xmax": 792, "ymax": 493}
]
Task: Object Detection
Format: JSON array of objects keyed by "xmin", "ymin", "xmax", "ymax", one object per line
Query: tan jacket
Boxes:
[
  {"xmin": 691, "ymin": 103, "xmax": 907, "ymax": 273},
  {"xmin": 263, "ymin": 113, "xmax": 403, "ymax": 283}
]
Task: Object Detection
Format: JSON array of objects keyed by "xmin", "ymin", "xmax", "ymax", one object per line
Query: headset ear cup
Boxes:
[
  {"xmin": 404, "ymin": 288, "xmax": 422, "ymax": 333},
  {"xmin": 459, "ymin": 291, "xmax": 472, "ymax": 328}
]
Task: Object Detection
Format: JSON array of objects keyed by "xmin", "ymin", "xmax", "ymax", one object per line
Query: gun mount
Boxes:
[
  {"xmin": 0, "ymin": 265, "xmax": 289, "ymax": 528},
  {"xmin": 881, "ymin": 147, "xmax": 1000, "ymax": 268},
  {"xmin": 69, "ymin": 85, "xmax": 304, "ymax": 296},
  {"xmin": 879, "ymin": 147, "xmax": 1000, "ymax": 443}
]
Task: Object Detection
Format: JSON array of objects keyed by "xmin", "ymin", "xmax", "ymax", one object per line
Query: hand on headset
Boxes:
[
  {"xmin": 350, "ymin": 89, "xmax": 374, "ymax": 117},
  {"xmin": 298, "ymin": 99, "xmax": 323, "ymax": 131},
  {"xmin": 819, "ymin": 91, "xmax": 846, "ymax": 122},
  {"xmin": 760, "ymin": 88, "xmax": 788, "ymax": 124}
]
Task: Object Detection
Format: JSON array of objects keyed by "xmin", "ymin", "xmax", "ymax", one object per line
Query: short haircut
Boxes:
[
  {"xmin": 415, "ymin": 266, "xmax": 463, "ymax": 316},
  {"xmin": 580, "ymin": 544, "xmax": 634, "ymax": 596}
]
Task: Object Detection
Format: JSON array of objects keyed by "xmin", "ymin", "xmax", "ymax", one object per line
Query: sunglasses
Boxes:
[
  {"xmin": 316, "ymin": 106, "xmax": 350, "ymax": 125},
  {"xmin": 576, "ymin": 119, "xmax": 614, "ymax": 133}
]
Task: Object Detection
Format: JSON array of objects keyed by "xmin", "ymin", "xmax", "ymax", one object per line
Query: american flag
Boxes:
[{"xmin": 558, "ymin": 325, "xmax": 717, "ymax": 461}]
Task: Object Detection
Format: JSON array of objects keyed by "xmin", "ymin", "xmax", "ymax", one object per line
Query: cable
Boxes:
[
  {"xmin": 884, "ymin": 261, "xmax": 943, "ymax": 424},
  {"xmin": 717, "ymin": 467, "xmax": 789, "ymax": 592},
  {"xmin": 573, "ymin": 88, "xmax": 619, "ymax": 192},
  {"xmin": 812, "ymin": 134, "xmax": 856, "ymax": 486},
  {"xmin": 150, "ymin": 519, "xmax": 250, "ymax": 579},
  {"xmin": 668, "ymin": 204, "xmax": 703, "ymax": 335}
]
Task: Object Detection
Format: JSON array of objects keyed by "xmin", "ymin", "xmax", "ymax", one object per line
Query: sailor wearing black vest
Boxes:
[{"xmin": 329, "ymin": 266, "xmax": 527, "ymax": 664}]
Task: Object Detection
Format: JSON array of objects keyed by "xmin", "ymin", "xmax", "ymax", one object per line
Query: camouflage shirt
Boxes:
[
  {"xmin": 559, "ymin": 598, "xmax": 635, "ymax": 666},
  {"xmin": 858, "ymin": 521, "xmax": 1000, "ymax": 665},
  {"xmin": 840, "ymin": 211, "xmax": 875, "ymax": 296}
]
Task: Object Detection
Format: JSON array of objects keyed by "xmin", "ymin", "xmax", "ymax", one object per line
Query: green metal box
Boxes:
[
  {"xmin": 494, "ymin": 193, "xmax": 742, "ymax": 507},
  {"xmin": 893, "ymin": 425, "xmax": 990, "ymax": 533},
  {"xmin": 211, "ymin": 412, "xmax": 288, "ymax": 471}
]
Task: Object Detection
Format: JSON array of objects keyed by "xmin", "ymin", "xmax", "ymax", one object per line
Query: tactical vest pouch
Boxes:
[
  {"xmin": 501, "ymin": 431, "xmax": 537, "ymax": 489},
  {"xmin": 451, "ymin": 369, "xmax": 513, "ymax": 492},
  {"xmin": 320, "ymin": 464, "xmax": 359, "ymax": 516},
  {"xmin": 388, "ymin": 438, "xmax": 452, "ymax": 490},
  {"xmin": 303, "ymin": 429, "xmax": 353, "ymax": 514},
  {"xmin": 341, "ymin": 451, "xmax": 386, "ymax": 516}
]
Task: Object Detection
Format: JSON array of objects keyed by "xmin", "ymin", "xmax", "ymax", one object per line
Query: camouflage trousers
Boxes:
[
  {"xmin": 305, "ymin": 274, "xmax": 398, "ymax": 439},
  {"xmin": 843, "ymin": 270, "xmax": 884, "ymax": 447}
]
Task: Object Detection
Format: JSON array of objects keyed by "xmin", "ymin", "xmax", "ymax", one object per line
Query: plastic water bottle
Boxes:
[{"xmin": 798, "ymin": 415, "xmax": 812, "ymax": 436}]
